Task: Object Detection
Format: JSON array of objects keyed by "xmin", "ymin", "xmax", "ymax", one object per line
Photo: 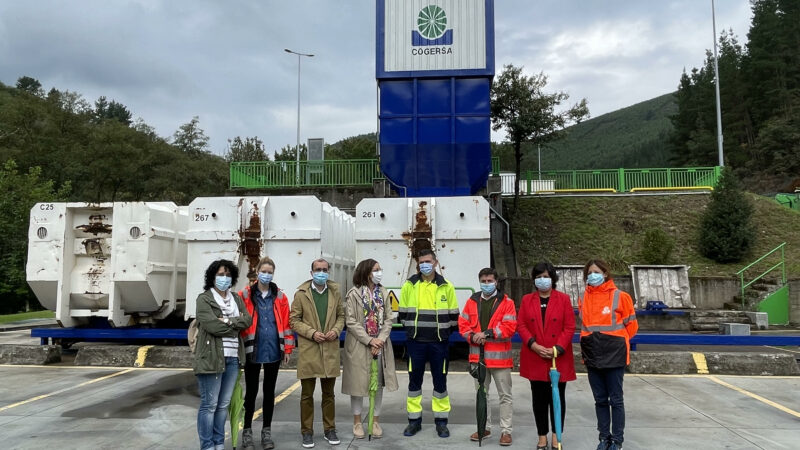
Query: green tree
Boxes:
[
  {"xmin": 273, "ymin": 144, "xmax": 307, "ymax": 161},
  {"xmin": 698, "ymin": 169, "xmax": 755, "ymax": 263},
  {"xmin": 225, "ymin": 136, "xmax": 269, "ymax": 162},
  {"xmin": 15, "ymin": 76, "xmax": 43, "ymax": 97},
  {"xmin": 490, "ymin": 64, "xmax": 588, "ymax": 211},
  {"xmin": 94, "ymin": 96, "xmax": 132, "ymax": 125},
  {"xmin": 326, "ymin": 133, "xmax": 376, "ymax": 160},
  {"xmin": 172, "ymin": 116, "xmax": 210, "ymax": 155},
  {"xmin": 0, "ymin": 160, "xmax": 70, "ymax": 313}
]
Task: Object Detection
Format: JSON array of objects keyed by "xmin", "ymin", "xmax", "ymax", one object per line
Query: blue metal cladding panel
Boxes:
[{"xmin": 379, "ymin": 77, "xmax": 491, "ymax": 196}]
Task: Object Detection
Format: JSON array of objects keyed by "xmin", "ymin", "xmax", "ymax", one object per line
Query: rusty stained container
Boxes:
[
  {"xmin": 184, "ymin": 196, "xmax": 356, "ymax": 320},
  {"xmin": 26, "ymin": 202, "xmax": 187, "ymax": 327},
  {"xmin": 355, "ymin": 197, "xmax": 490, "ymax": 313}
]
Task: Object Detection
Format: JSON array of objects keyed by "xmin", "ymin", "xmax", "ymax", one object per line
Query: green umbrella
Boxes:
[
  {"xmin": 475, "ymin": 345, "xmax": 488, "ymax": 447},
  {"xmin": 229, "ymin": 369, "xmax": 245, "ymax": 449},
  {"xmin": 367, "ymin": 355, "xmax": 379, "ymax": 440}
]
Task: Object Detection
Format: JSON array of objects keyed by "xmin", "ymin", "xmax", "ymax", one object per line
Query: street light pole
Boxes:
[
  {"xmin": 284, "ymin": 48, "xmax": 314, "ymax": 184},
  {"xmin": 711, "ymin": 0, "xmax": 724, "ymax": 167}
]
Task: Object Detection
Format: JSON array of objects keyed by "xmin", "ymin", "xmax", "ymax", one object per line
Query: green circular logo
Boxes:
[{"xmin": 417, "ymin": 5, "xmax": 447, "ymax": 39}]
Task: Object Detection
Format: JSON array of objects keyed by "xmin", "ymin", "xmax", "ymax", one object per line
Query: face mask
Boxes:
[
  {"xmin": 534, "ymin": 277, "xmax": 552, "ymax": 291},
  {"xmin": 480, "ymin": 282, "xmax": 496, "ymax": 296},
  {"xmin": 587, "ymin": 272, "xmax": 605, "ymax": 287},
  {"xmin": 257, "ymin": 272, "xmax": 273, "ymax": 285},
  {"xmin": 312, "ymin": 271, "xmax": 329, "ymax": 286},
  {"xmin": 371, "ymin": 270, "xmax": 383, "ymax": 285},
  {"xmin": 215, "ymin": 275, "xmax": 232, "ymax": 291},
  {"xmin": 419, "ymin": 262, "xmax": 434, "ymax": 275}
]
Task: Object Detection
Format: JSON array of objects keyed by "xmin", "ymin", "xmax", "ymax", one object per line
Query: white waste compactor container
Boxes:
[
  {"xmin": 185, "ymin": 196, "xmax": 356, "ymax": 320},
  {"xmin": 26, "ymin": 202, "xmax": 188, "ymax": 327},
  {"xmin": 355, "ymin": 197, "xmax": 491, "ymax": 315}
]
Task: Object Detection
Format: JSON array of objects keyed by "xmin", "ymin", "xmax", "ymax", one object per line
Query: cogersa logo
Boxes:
[{"xmin": 412, "ymin": 5, "xmax": 453, "ymax": 46}]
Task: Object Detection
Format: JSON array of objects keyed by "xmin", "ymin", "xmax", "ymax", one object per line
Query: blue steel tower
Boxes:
[{"xmin": 376, "ymin": 0, "xmax": 495, "ymax": 197}]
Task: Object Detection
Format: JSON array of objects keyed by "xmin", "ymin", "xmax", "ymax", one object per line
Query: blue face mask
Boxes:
[
  {"xmin": 587, "ymin": 272, "xmax": 605, "ymax": 287},
  {"xmin": 312, "ymin": 271, "xmax": 329, "ymax": 286},
  {"xmin": 534, "ymin": 277, "xmax": 552, "ymax": 291},
  {"xmin": 480, "ymin": 282, "xmax": 496, "ymax": 296},
  {"xmin": 419, "ymin": 262, "xmax": 434, "ymax": 275},
  {"xmin": 257, "ymin": 272, "xmax": 273, "ymax": 285},
  {"xmin": 215, "ymin": 275, "xmax": 232, "ymax": 291}
]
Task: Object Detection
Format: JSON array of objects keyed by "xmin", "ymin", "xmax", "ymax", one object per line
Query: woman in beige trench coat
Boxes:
[{"xmin": 342, "ymin": 258, "xmax": 398, "ymax": 439}]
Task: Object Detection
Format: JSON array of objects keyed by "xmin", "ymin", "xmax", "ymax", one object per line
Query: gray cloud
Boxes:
[{"xmin": 0, "ymin": 0, "xmax": 751, "ymax": 154}]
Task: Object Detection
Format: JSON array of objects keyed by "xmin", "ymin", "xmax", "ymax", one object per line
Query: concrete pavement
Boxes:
[{"xmin": 1, "ymin": 366, "xmax": 799, "ymax": 449}]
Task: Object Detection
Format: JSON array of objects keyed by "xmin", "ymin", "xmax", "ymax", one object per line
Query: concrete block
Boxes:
[
  {"xmin": 0, "ymin": 344, "xmax": 61, "ymax": 365},
  {"xmin": 720, "ymin": 322, "xmax": 751, "ymax": 335},
  {"xmin": 74, "ymin": 345, "xmax": 139, "ymax": 366},
  {"xmin": 628, "ymin": 351, "xmax": 696, "ymax": 374},
  {"xmin": 744, "ymin": 312, "xmax": 769, "ymax": 330},
  {"xmin": 145, "ymin": 346, "xmax": 193, "ymax": 368},
  {"xmin": 705, "ymin": 352, "xmax": 800, "ymax": 376}
]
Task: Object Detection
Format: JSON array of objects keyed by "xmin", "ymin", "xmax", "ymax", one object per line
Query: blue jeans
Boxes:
[
  {"xmin": 197, "ymin": 357, "xmax": 240, "ymax": 450},
  {"xmin": 587, "ymin": 366, "xmax": 625, "ymax": 444}
]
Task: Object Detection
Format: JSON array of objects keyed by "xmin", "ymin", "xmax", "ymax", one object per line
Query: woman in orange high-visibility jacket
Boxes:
[
  {"xmin": 579, "ymin": 259, "xmax": 638, "ymax": 450},
  {"xmin": 238, "ymin": 256, "xmax": 293, "ymax": 450}
]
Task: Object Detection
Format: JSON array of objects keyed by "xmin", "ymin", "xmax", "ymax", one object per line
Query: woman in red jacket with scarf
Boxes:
[{"xmin": 517, "ymin": 262, "xmax": 576, "ymax": 450}]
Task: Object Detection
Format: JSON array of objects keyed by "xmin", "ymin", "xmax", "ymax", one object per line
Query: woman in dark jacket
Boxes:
[
  {"xmin": 517, "ymin": 262, "xmax": 576, "ymax": 450},
  {"xmin": 193, "ymin": 259, "xmax": 252, "ymax": 450}
]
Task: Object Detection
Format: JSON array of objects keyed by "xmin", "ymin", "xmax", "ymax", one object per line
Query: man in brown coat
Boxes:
[{"xmin": 290, "ymin": 258, "xmax": 346, "ymax": 449}]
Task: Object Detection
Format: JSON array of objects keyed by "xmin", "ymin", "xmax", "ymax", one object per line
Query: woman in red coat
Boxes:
[{"xmin": 517, "ymin": 262, "xmax": 576, "ymax": 450}]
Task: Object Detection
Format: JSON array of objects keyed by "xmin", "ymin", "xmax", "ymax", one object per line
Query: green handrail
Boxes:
[
  {"xmin": 736, "ymin": 242, "xmax": 787, "ymax": 307},
  {"xmin": 491, "ymin": 157, "xmax": 500, "ymax": 176},
  {"xmin": 230, "ymin": 159, "xmax": 382, "ymax": 189}
]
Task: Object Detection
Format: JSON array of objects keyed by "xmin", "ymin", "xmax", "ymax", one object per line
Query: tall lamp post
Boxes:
[
  {"xmin": 711, "ymin": 0, "xmax": 724, "ymax": 167},
  {"xmin": 284, "ymin": 48, "xmax": 314, "ymax": 184}
]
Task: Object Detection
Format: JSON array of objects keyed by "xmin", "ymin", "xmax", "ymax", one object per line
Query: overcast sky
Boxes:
[{"xmin": 0, "ymin": 1, "xmax": 752, "ymax": 156}]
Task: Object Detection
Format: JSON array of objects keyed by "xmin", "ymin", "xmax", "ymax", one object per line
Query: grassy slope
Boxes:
[
  {"xmin": 512, "ymin": 93, "xmax": 678, "ymax": 172},
  {"xmin": 511, "ymin": 193, "xmax": 800, "ymax": 278},
  {"xmin": 0, "ymin": 310, "xmax": 54, "ymax": 324}
]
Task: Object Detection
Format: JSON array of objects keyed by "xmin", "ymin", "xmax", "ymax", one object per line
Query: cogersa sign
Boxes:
[{"xmin": 377, "ymin": 0, "xmax": 494, "ymax": 78}]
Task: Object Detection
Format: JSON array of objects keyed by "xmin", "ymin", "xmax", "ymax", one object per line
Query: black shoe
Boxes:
[
  {"xmin": 403, "ymin": 422, "xmax": 422, "ymax": 436},
  {"xmin": 595, "ymin": 440, "xmax": 609, "ymax": 450},
  {"xmin": 302, "ymin": 433, "xmax": 314, "ymax": 448},
  {"xmin": 261, "ymin": 428, "xmax": 274, "ymax": 450},
  {"xmin": 324, "ymin": 429, "xmax": 340, "ymax": 445},
  {"xmin": 435, "ymin": 423, "xmax": 450, "ymax": 438},
  {"xmin": 241, "ymin": 428, "xmax": 255, "ymax": 450}
]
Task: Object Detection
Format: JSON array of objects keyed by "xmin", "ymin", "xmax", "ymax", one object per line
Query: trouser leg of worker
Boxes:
[
  {"xmin": 243, "ymin": 360, "xmax": 262, "ymax": 429},
  {"xmin": 606, "ymin": 367, "xmax": 626, "ymax": 444},
  {"xmin": 492, "ymin": 368, "xmax": 513, "ymax": 435},
  {"xmin": 320, "ymin": 377, "xmax": 337, "ymax": 432},
  {"xmin": 587, "ymin": 367, "xmax": 612, "ymax": 442},
  {"xmin": 428, "ymin": 340, "xmax": 450, "ymax": 425},
  {"xmin": 406, "ymin": 340, "xmax": 426, "ymax": 424},
  {"xmin": 529, "ymin": 380, "xmax": 552, "ymax": 437},
  {"xmin": 260, "ymin": 361, "xmax": 281, "ymax": 428},
  {"xmin": 300, "ymin": 378, "xmax": 317, "ymax": 434}
]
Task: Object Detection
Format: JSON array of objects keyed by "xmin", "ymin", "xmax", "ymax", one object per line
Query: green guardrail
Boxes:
[
  {"xmin": 736, "ymin": 242, "xmax": 787, "ymax": 309},
  {"xmin": 518, "ymin": 166, "xmax": 720, "ymax": 194},
  {"xmin": 491, "ymin": 156, "xmax": 500, "ymax": 176},
  {"xmin": 230, "ymin": 159, "xmax": 382, "ymax": 189}
]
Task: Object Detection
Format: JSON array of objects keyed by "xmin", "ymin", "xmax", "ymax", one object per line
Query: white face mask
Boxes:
[{"xmin": 371, "ymin": 270, "xmax": 383, "ymax": 285}]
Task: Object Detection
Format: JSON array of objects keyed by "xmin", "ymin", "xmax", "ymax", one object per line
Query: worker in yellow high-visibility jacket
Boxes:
[{"xmin": 398, "ymin": 249, "xmax": 459, "ymax": 438}]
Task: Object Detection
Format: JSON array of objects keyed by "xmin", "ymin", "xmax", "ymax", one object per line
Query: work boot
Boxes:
[
  {"xmin": 261, "ymin": 427, "xmax": 274, "ymax": 450},
  {"xmin": 241, "ymin": 428, "xmax": 255, "ymax": 450},
  {"xmin": 403, "ymin": 421, "xmax": 422, "ymax": 436},
  {"xmin": 435, "ymin": 423, "xmax": 450, "ymax": 438}
]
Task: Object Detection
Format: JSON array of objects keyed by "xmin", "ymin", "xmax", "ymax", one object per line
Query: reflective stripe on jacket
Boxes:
[
  {"xmin": 458, "ymin": 291, "xmax": 517, "ymax": 368},
  {"xmin": 239, "ymin": 283, "xmax": 294, "ymax": 356},
  {"xmin": 578, "ymin": 280, "xmax": 638, "ymax": 367},
  {"xmin": 398, "ymin": 273, "xmax": 459, "ymax": 342}
]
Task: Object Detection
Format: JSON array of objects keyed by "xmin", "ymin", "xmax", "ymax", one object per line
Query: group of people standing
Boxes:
[{"xmin": 191, "ymin": 251, "xmax": 638, "ymax": 450}]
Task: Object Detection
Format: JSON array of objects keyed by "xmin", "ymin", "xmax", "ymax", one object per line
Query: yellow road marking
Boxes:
[
  {"xmin": 707, "ymin": 375, "xmax": 800, "ymax": 419},
  {"xmin": 134, "ymin": 345, "xmax": 154, "ymax": 367},
  {"xmin": 691, "ymin": 352, "xmax": 709, "ymax": 374},
  {"xmin": 0, "ymin": 368, "xmax": 133, "ymax": 412}
]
